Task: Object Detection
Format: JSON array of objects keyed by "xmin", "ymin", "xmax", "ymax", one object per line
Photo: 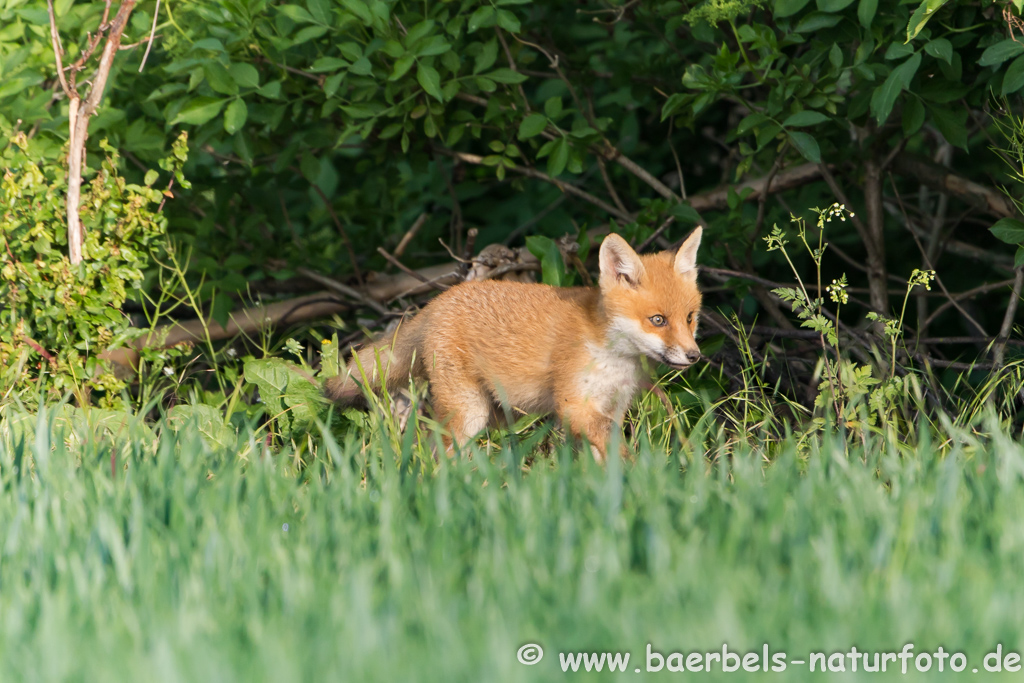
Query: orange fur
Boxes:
[{"xmin": 324, "ymin": 229, "xmax": 704, "ymax": 461}]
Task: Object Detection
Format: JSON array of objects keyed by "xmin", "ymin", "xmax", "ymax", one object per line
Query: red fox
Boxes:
[{"xmin": 324, "ymin": 229, "xmax": 703, "ymax": 461}]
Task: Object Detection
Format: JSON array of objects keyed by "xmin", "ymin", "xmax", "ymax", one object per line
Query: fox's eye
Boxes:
[
  {"xmin": 687, "ymin": 311, "xmax": 694, "ymax": 324},
  {"xmin": 650, "ymin": 315, "xmax": 667, "ymax": 327}
]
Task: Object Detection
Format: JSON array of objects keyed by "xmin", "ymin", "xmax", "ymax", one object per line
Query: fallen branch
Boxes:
[
  {"xmin": 101, "ymin": 264, "xmax": 463, "ymax": 368},
  {"xmin": 377, "ymin": 247, "xmax": 450, "ymax": 292},
  {"xmin": 688, "ymin": 163, "xmax": 823, "ymax": 213},
  {"xmin": 892, "ymin": 153, "xmax": 1017, "ymax": 218},
  {"xmin": 295, "ymin": 266, "xmax": 390, "ymax": 316}
]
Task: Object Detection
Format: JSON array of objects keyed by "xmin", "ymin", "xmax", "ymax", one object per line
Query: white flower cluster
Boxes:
[
  {"xmin": 826, "ymin": 276, "xmax": 849, "ymax": 305},
  {"xmin": 823, "ymin": 202, "xmax": 855, "ymax": 223}
]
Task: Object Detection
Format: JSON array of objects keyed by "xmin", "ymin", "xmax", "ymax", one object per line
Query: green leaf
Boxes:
[
  {"xmin": 518, "ymin": 113, "xmax": 548, "ymax": 140},
  {"xmin": 979, "ymin": 39, "xmax": 1024, "ymax": 67},
  {"xmin": 884, "ymin": 43, "xmax": 915, "ymax": 60},
  {"xmin": 474, "ymin": 39, "xmax": 499, "ymax": 74},
  {"xmin": 544, "ymin": 96, "xmax": 563, "ymax": 119},
  {"xmin": 310, "ymin": 57, "xmax": 348, "ymax": 73},
  {"xmin": 417, "ymin": 63, "xmax": 443, "ymax": 101},
  {"xmin": 930, "ymin": 106, "xmax": 967, "ymax": 149},
  {"xmin": 671, "ymin": 203, "xmax": 701, "ymax": 224},
  {"xmin": 486, "ymin": 68, "xmax": 528, "ymax": 84},
  {"xmin": 204, "ymin": 62, "xmax": 238, "ymax": 96},
  {"xmin": 339, "ymin": 0, "xmax": 372, "ymax": 24},
  {"xmin": 858, "ymin": 0, "xmax": 877, "ymax": 28},
  {"xmin": 902, "ymin": 97, "xmax": 925, "ymax": 137},
  {"xmin": 390, "ymin": 54, "xmax": 415, "ymax": 81},
  {"xmin": 774, "ymin": 0, "xmax": 812, "ymax": 18},
  {"xmin": 405, "ymin": 19, "xmax": 435, "ymax": 45},
  {"xmin": 829, "ymin": 43, "xmax": 843, "ymax": 69},
  {"xmin": 338, "ymin": 42, "xmax": 363, "ymax": 61},
  {"xmin": 307, "ymin": 0, "xmax": 331, "ymax": 24},
  {"xmin": 906, "ymin": 0, "xmax": 949, "ymax": 43},
  {"xmin": 782, "ymin": 111, "xmax": 830, "ymax": 127},
  {"xmin": 794, "ymin": 12, "xmax": 842, "ymax": 32},
  {"xmin": 547, "ymin": 137, "xmax": 569, "ymax": 177},
  {"xmin": 291, "ymin": 25, "xmax": 328, "ymax": 45},
  {"xmin": 324, "ymin": 72, "xmax": 345, "ymax": 97},
  {"xmin": 210, "ymin": 291, "xmax": 234, "ymax": 329},
  {"xmin": 171, "ymin": 97, "xmax": 226, "ymax": 126},
  {"xmin": 1016, "ymin": 245, "xmax": 1024, "ymax": 269},
  {"xmin": 224, "ymin": 98, "xmax": 248, "ymax": 134},
  {"xmin": 924, "ymin": 38, "xmax": 952, "ymax": 64},
  {"xmin": 349, "ymin": 57, "xmax": 373, "ymax": 76},
  {"xmin": 300, "ymin": 152, "xmax": 321, "ymax": 183},
  {"xmin": 416, "ymin": 36, "xmax": 451, "ymax": 57},
  {"xmin": 990, "ymin": 218, "xmax": 1024, "ymax": 245},
  {"xmin": 525, "ymin": 235, "xmax": 565, "ymax": 286},
  {"xmin": 870, "ymin": 52, "xmax": 921, "ymax": 124},
  {"xmin": 495, "ymin": 9, "xmax": 521, "ymax": 32},
  {"xmin": 736, "ymin": 112, "xmax": 769, "ymax": 135},
  {"xmin": 143, "ymin": 169, "xmax": 159, "ymax": 186},
  {"xmin": 228, "ymin": 63, "xmax": 260, "ymax": 89},
  {"xmin": 278, "ymin": 4, "xmax": 315, "ymax": 23},
  {"xmin": 787, "ymin": 131, "xmax": 821, "ymax": 163},
  {"xmin": 817, "ymin": 0, "xmax": 855, "ymax": 10},
  {"xmin": 1003, "ymin": 54, "xmax": 1024, "ymax": 96},
  {"xmin": 468, "ymin": 6, "xmax": 496, "ymax": 33}
]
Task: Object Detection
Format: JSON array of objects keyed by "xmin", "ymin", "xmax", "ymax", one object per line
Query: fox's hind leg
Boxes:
[{"xmin": 430, "ymin": 380, "xmax": 492, "ymax": 454}]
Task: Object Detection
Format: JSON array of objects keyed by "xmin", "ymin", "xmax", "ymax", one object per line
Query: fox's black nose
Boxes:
[{"xmin": 686, "ymin": 351, "xmax": 701, "ymax": 364}]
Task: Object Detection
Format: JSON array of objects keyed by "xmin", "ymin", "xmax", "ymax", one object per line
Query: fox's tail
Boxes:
[{"xmin": 323, "ymin": 313, "xmax": 426, "ymax": 407}]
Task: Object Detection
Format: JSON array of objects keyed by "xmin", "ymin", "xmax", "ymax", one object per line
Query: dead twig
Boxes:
[
  {"xmin": 436, "ymin": 148, "xmax": 634, "ymax": 223},
  {"xmin": 436, "ymin": 156, "xmax": 464, "ymax": 252},
  {"xmin": 296, "ymin": 267, "xmax": 389, "ymax": 316},
  {"xmin": 377, "ymin": 247, "xmax": 450, "ymax": 292},
  {"xmin": 46, "ymin": 0, "xmax": 72, "ymax": 99},
  {"xmin": 888, "ymin": 173, "xmax": 989, "ymax": 338},
  {"xmin": 635, "ymin": 216, "xmax": 674, "ymax": 253},
  {"xmin": 994, "ymin": 267, "xmax": 1024, "ymax": 367},
  {"xmin": 137, "ymin": 0, "xmax": 160, "ymax": 72},
  {"xmin": 304, "ymin": 177, "xmax": 364, "ymax": 286},
  {"xmin": 394, "ymin": 212, "xmax": 429, "ymax": 259}
]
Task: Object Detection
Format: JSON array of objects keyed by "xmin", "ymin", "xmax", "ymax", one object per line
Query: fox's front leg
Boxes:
[{"xmin": 558, "ymin": 398, "xmax": 626, "ymax": 463}]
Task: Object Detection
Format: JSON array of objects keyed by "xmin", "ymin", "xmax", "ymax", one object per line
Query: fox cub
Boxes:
[{"xmin": 324, "ymin": 229, "xmax": 703, "ymax": 461}]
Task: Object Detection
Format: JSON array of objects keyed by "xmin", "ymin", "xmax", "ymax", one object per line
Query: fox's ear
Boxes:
[
  {"xmin": 599, "ymin": 233, "xmax": 644, "ymax": 289},
  {"xmin": 674, "ymin": 227, "xmax": 703, "ymax": 280}
]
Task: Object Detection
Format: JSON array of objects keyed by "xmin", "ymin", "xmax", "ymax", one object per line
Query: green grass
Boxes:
[{"xmin": 1, "ymin": 405, "xmax": 1024, "ymax": 681}]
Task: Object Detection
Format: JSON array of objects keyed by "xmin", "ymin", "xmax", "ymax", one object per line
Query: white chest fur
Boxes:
[{"xmin": 578, "ymin": 342, "xmax": 641, "ymax": 421}]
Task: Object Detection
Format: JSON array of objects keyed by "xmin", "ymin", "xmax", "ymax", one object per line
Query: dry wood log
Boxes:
[
  {"xmin": 101, "ymin": 264, "xmax": 462, "ymax": 368},
  {"xmin": 892, "ymin": 153, "xmax": 1017, "ymax": 218}
]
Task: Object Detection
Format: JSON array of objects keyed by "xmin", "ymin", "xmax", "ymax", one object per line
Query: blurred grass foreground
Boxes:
[{"xmin": 0, "ymin": 403, "xmax": 1023, "ymax": 681}]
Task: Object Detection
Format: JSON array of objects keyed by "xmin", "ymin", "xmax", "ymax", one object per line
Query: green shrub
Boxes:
[{"xmin": 0, "ymin": 131, "xmax": 189, "ymax": 404}]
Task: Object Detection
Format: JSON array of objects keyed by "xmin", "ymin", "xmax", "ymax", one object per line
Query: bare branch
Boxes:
[
  {"xmin": 81, "ymin": 0, "xmax": 136, "ymax": 119},
  {"xmin": 994, "ymin": 268, "xmax": 1024, "ymax": 367},
  {"xmin": 689, "ymin": 163, "xmax": 823, "ymax": 213},
  {"xmin": 377, "ymin": 247, "xmax": 450, "ymax": 292},
  {"xmin": 394, "ymin": 212, "xmax": 429, "ymax": 259},
  {"xmin": 304, "ymin": 176, "xmax": 365, "ymax": 286},
  {"xmin": 138, "ymin": 0, "xmax": 160, "ymax": 72},
  {"xmin": 46, "ymin": 0, "xmax": 73, "ymax": 99},
  {"xmin": 296, "ymin": 267, "xmax": 389, "ymax": 316},
  {"xmin": 436, "ymin": 148, "xmax": 634, "ymax": 223},
  {"xmin": 892, "ymin": 152, "xmax": 1017, "ymax": 218}
]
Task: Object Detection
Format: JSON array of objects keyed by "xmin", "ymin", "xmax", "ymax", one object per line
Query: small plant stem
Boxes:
[{"xmin": 893, "ymin": 283, "xmax": 915, "ymax": 379}]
